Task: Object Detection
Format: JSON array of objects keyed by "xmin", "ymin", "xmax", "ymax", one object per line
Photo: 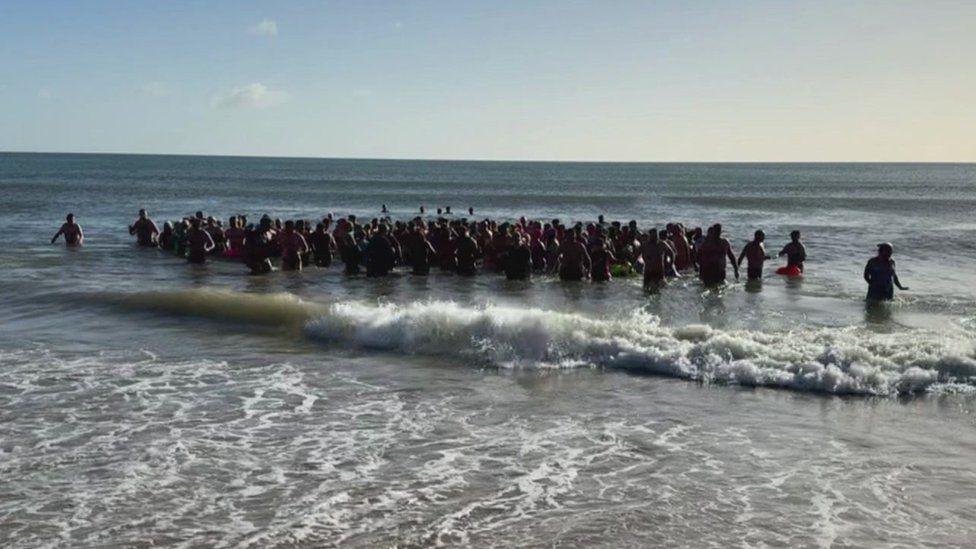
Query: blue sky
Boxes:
[{"xmin": 1, "ymin": 0, "xmax": 973, "ymax": 160}]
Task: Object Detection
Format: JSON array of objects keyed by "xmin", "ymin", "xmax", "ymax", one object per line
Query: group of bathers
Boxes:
[{"xmin": 120, "ymin": 208, "xmax": 809, "ymax": 287}]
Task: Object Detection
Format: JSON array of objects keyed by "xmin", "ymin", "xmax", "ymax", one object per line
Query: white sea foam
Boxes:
[
  {"xmin": 88, "ymin": 289, "xmax": 976, "ymax": 396},
  {"xmin": 305, "ymin": 300, "xmax": 976, "ymax": 395}
]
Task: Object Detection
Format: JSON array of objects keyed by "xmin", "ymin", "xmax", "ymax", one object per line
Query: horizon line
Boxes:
[{"xmin": 1, "ymin": 149, "xmax": 974, "ymax": 165}]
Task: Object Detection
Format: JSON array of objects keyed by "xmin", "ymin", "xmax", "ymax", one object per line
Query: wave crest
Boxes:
[{"xmin": 305, "ymin": 300, "xmax": 976, "ymax": 395}]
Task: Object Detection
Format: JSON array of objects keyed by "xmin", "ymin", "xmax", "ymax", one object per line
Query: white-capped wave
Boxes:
[{"xmin": 305, "ymin": 300, "xmax": 976, "ymax": 396}]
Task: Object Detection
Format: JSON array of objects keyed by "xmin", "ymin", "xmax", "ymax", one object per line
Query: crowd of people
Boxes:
[{"xmin": 51, "ymin": 207, "xmax": 908, "ymax": 301}]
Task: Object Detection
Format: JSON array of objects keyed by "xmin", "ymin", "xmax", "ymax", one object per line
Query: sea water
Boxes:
[{"xmin": 1, "ymin": 153, "xmax": 975, "ymax": 546}]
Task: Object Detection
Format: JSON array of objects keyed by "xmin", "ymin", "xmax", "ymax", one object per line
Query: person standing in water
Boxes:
[
  {"xmin": 186, "ymin": 218, "xmax": 215, "ymax": 264},
  {"xmin": 697, "ymin": 224, "xmax": 739, "ymax": 285},
  {"xmin": 779, "ymin": 230, "xmax": 807, "ymax": 272},
  {"xmin": 504, "ymin": 234, "xmax": 532, "ymax": 280},
  {"xmin": 280, "ymin": 220, "xmax": 310, "ymax": 271},
  {"xmin": 738, "ymin": 230, "xmax": 772, "ymax": 280},
  {"xmin": 455, "ymin": 226, "xmax": 480, "ymax": 276},
  {"xmin": 589, "ymin": 237, "xmax": 616, "ymax": 282},
  {"xmin": 129, "ymin": 209, "xmax": 160, "ymax": 247},
  {"xmin": 558, "ymin": 227, "xmax": 591, "ymax": 281},
  {"xmin": 864, "ymin": 243, "xmax": 908, "ymax": 301},
  {"xmin": 639, "ymin": 229, "xmax": 674, "ymax": 288},
  {"xmin": 365, "ymin": 224, "xmax": 396, "ymax": 277},
  {"xmin": 51, "ymin": 214, "xmax": 84, "ymax": 246}
]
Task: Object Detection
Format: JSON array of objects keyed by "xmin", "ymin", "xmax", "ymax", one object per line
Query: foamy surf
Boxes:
[
  {"xmin": 304, "ymin": 300, "xmax": 976, "ymax": 396},
  {"xmin": 91, "ymin": 290, "xmax": 976, "ymax": 396}
]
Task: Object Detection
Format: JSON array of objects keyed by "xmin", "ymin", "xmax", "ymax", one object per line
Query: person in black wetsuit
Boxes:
[{"xmin": 864, "ymin": 243, "xmax": 908, "ymax": 301}]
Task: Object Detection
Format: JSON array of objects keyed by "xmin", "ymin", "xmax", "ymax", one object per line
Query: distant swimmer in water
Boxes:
[
  {"xmin": 280, "ymin": 220, "xmax": 309, "ymax": 271},
  {"xmin": 779, "ymin": 230, "xmax": 807, "ymax": 272},
  {"xmin": 738, "ymin": 230, "xmax": 772, "ymax": 280},
  {"xmin": 381, "ymin": 204, "xmax": 389, "ymax": 214},
  {"xmin": 445, "ymin": 206, "xmax": 452, "ymax": 215},
  {"xmin": 697, "ymin": 224, "xmax": 738, "ymax": 285},
  {"xmin": 468, "ymin": 207, "xmax": 474, "ymax": 216},
  {"xmin": 185, "ymin": 218, "xmax": 215, "ymax": 264},
  {"xmin": 129, "ymin": 209, "xmax": 160, "ymax": 247},
  {"xmin": 864, "ymin": 243, "xmax": 908, "ymax": 301},
  {"xmin": 420, "ymin": 205, "xmax": 425, "ymax": 215},
  {"xmin": 639, "ymin": 229, "xmax": 674, "ymax": 288},
  {"xmin": 51, "ymin": 214, "xmax": 84, "ymax": 246}
]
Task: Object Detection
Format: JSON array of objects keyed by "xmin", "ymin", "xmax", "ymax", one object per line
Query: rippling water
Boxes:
[{"xmin": 2, "ymin": 153, "xmax": 976, "ymax": 547}]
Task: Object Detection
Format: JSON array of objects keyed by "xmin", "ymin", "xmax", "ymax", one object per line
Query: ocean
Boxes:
[{"xmin": 1, "ymin": 153, "xmax": 975, "ymax": 547}]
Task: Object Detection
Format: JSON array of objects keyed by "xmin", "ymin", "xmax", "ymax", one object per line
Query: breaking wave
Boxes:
[{"xmin": 97, "ymin": 289, "xmax": 976, "ymax": 396}]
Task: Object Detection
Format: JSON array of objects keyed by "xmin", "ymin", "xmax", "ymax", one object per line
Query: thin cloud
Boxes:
[
  {"xmin": 38, "ymin": 87, "xmax": 52, "ymax": 99},
  {"xmin": 141, "ymin": 82, "xmax": 170, "ymax": 97},
  {"xmin": 248, "ymin": 19, "xmax": 278, "ymax": 37},
  {"xmin": 211, "ymin": 83, "xmax": 288, "ymax": 109}
]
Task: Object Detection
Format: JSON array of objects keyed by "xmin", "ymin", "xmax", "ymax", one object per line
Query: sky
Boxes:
[{"xmin": 0, "ymin": 0, "xmax": 974, "ymax": 161}]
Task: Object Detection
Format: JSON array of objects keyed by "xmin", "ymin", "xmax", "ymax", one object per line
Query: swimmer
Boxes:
[
  {"xmin": 864, "ymin": 243, "xmax": 908, "ymax": 301},
  {"xmin": 779, "ymin": 230, "xmax": 807, "ymax": 272},
  {"xmin": 697, "ymin": 224, "xmax": 739, "ymax": 285},
  {"xmin": 639, "ymin": 229, "xmax": 675, "ymax": 288},
  {"xmin": 129, "ymin": 209, "xmax": 160, "ymax": 247},
  {"xmin": 280, "ymin": 220, "xmax": 309, "ymax": 271},
  {"xmin": 381, "ymin": 204, "xmax": 389, "ymax": 214},
  {"xmin": 468, "ymin": 207, "xmax": 474, "ymax": 216},
  {"xmin": 738, "ymin": 230, "xmax": 772, "ymax": 280},
  {"xmin": 185, "ymin": 218, "xmax": 215, "ymax": 264},
  {"xmin": 51, "ymin": 214, "xmax": 84, "ymax": 246}
]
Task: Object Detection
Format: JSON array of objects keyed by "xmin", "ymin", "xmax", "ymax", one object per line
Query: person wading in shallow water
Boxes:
[
  {"xmin": 186, "ymin": 218, "xmax": 215, "ymax": 264},
  {"xmin": 738, "ymin": 230, "xmax": 772, "ymax": 280},
  {"xmin": 697, "ymin": 224, "xmax": 738, "ymax": 285},
  {"xmin": 639, "ymin": 229, "xmax": 674, "ymax": 289},
  {"xmin": 864, "ymin": 243, "xmax": 908, "ymax": 301},
  {"xmin": 52, "ymin": 214, "xmax": 84, "ymax": 246},
  {"xmin": 779, "ymin": 230, "xmax": 807, "ymax": 272},
  {"xmin": 129, "ymin": 209, "xmax": 160, "ymax": 247}
]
